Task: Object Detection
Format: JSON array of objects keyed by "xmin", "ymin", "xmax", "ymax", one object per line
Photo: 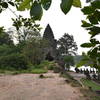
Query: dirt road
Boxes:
[{"xmin": 0, "ymin": 72, "xmax": 82, "ymax": 100}]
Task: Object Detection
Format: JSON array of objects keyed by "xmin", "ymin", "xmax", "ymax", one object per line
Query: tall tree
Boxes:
[
  {"xmin": 64, "ymin": 55, "xmax": 75, "ymax": 70},
  {"xmin": 10, "ymin": 16, "xmax": 42, "ymax": 43},
  {"xmin": 22, "ymin": 37, "xmax": 49, "ymax": 65},
  {"xmin": 0, "ymin": 27, "xmax": 13, "ymax": 45},
  {"xmin": 57, "ymin": 33, "xmax": 78, "ymax": 56}
]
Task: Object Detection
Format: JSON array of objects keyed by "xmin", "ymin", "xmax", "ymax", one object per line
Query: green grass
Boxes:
[
  {"xmin": 0, "ymin": 69, "xmax": 5, "ymax": 73},
  {"xmin": 60, "ymin": 72, "xmax": 82, "ymax": 87},
  {"xmin": 81, "ymin": 78, "xmax": 100, "ymax": 91},
  {"xmin": 0, "ymin": 69, "xmax": 28, "ymax": 75},
  {"xmin": 38, "ymin": 60, "xmax": 56, "ymax": 70},
  {"xmin": 0, "ymin": 68, "xmax": 48, "ymax": 75},
  {"xmin": 0, "ymin": 61, "xmax": 56, "ymax": 75},
  {"xmin": 80, "ymin": 88, "xmax": 100, "ymax": 100},
  {"xmin": 31, "ymin": 68, "xmax": 48, "ymax": 74}
]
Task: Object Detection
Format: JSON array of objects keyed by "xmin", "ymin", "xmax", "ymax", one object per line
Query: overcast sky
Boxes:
[{"xmin": 0, "ymin": 0, "xmax": 93, "ymax": 54}]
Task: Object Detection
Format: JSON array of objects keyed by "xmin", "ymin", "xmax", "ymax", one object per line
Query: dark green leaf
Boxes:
[
  {"xmin": 25, "ymin": 3, "xmax": 31, "ymax": 10},
  {"xmin": 30, "ymin": 1, "xmax": 43, "ymax": 20},
  {"xmin": 86, "ymin": 0, "xmax": 91, "ymax": 3},
  {"xmin": 94, "ymin": 10, "xmax": 100, "ymax": 22},
  {"xmin": 81, "ymin": 43, "xmax": 95, "ymax": 48},
  {"xmin": 81, "ymin": 20, "xmax": 92, "ymax": 27},
  {"xmin": 1, "ymin": 2, "xmax": 8, "ymax": 8},
  {"xmin": 0, "ymin": 9, "xmax": 2, "ymax": 13},
  {"xmin": 97, "ymin": 53, "xmax": 100, "ymax": 58},
  {"xmin": 91, "ymin": 1, "xmax": 100, "ymax": 9},
  {"xmin": 87, "ymin": 26, "xmax": 100, "ymax": 37},
  {"xmin": 90, "ymin": 38, "xmax": 100, "ymax": 44},
  {"xmin": 8, "ymin": 2, "xmax": 15, "ymax": 6},
  {"xmin": 76, "ymin": 60, "xmax": 88, "ymax": 67},
  {"xmin": 73, "ymin": 0, "xmax": 81, "ymax": 8},
  {"xmin": 88, "ymin": 15, "xmax": 98, "ymax": 24},
  {"xmin": 90, "ymin": 48, "xmax": 98, "ymax": 58},
  {"xmin": 15, "ymin": 0, "xmax": 21, "ymax": 2},
  {"xmin": 60, "ymin": 0, "xmax": 73, "ymax": 14},
  {"xmin": 81, "ymin": 6, "xmax": 95, "ymax": 15},
  {"xmin": 18, "ymin": 0, "xmax": 31, "ymax": 11},
  {"xmin": 41, "ymin": 0, "xmax": 52, "ymax": 10}
]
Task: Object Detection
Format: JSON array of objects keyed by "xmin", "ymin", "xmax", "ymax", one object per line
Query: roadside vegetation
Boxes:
[
  {"xmin": 80, "ymin": 88, "xmax": 100, "ymax": 100},
  {"xmin": 0, "ymin": 0, "xmax": 100, "ymax": 100},
  {"xmin": 81, "ymin": 78, "xmax": 100, "ymax": 91},
  {"xmin": 60, "ymin": 72, "xmax": 82, "ymax": 87}
]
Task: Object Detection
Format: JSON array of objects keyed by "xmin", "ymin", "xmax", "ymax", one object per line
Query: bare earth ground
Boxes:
[{"xmin": 0, "ymin": 72, "xmax": 82, "ymax": 100}]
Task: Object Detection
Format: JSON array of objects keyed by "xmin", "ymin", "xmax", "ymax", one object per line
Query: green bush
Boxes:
[
  {"xmin": 38, "ymin": 60, "xmax": 50, "ymax": 68},
  {"xmin": 81, "ymin": 78, "xmax": 100, "ymax": 91},
  {"xmin": 38, "ymin": 60, "xmax": 56, "ymax": 70},
  {"xmin": 0, "ymin": 69, "xmax": 5, "ymax": 73},
  {"xmin": 31, "ymin": 68, "xmax": 48, "ymax": 74},
  {"xmin": 0, "ymin": 45, "xmax": 14, "ymax": 56},
  {"xmin": 60, "ymin": 72, "xmax": 82, "ymax": 87},
  {"xmin": 0, "ymin": 53, "xmax": 29, "ymax": 70},
  {"xmin": 47, "ymin": 61, "xmax": 56, "ymax": 70},
  {"xmin": 53, "ymin": 67, "xmax": 61, "ymax": 73}
]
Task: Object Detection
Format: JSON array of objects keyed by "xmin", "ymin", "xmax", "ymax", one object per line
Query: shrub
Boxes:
[
  {"xmin": 0, "ymin": 53, "xmax": 29, "ymax": 70},
  {"xmin": 53, "ymin": 67, "xmax": 61, "ymax": 73},
  {"xmin": 0, "ymin": 45, "xmax": 15, "ymax": 56},
  {"xmin": 38, "ymin": 60, "xmax": 50, "ymax": 69},
  {"xmin": 47, "ymin": 61, "xmax": 56, "ymax": 70},
  {"xmin": 33, "ymin": 60, "xmax": 56, "ymax": 70},
  {"xmin": 31, "ymin": 68, "xmax": 48, "ymax": 74}
]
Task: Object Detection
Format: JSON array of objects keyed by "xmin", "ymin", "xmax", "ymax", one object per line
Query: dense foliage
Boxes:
[
  {"xmin": 0, "ymin": 53, "xmax": 29, "ymax": 70},
  {"xmin": 57, "ymin": 33, "xmax": 78, "ymax": 56},
  {"xmin": 1, "ymin": 0, "xmax": 99, "ymax": 74},
  {"xmin": 77, "ymin": 0, "xmax": 100, "ymax": 72},
  {"xmin": 64, "ymin": 55, "xmax": 75, "ymax": 70},
  {"xmin": 22, "ymin": 37, "xmax": 49, "ymax": 65},
  {"xmin": 11, "ymin": 16, "xmax": 42, "ymax": 43},
  {"xmin": 0, "ymin": 0, "xmax": 81, "ymax": 20},
  {"xmin": 0, "ymin": 44, "xmax": 29, "ymax": 70},
  {"xmin": 0, "ymin": 27, "xmax": 13, "ymax": 45}
]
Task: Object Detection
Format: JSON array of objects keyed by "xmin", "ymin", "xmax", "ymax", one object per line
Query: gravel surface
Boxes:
[{"xmin": 0, "ymin": 72, "xmax": 82, "ymax": 100}]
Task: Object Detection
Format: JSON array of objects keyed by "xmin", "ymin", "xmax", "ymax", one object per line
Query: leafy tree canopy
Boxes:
[
  {"xmin": 57, "ymin": 33, "xmax": 78, "ymax": 56},
  {"xmin": 78, "ymin": 0, "xmax": 100, "ymax": 71},
  {"xmin": 22, "ymin": 37, "xmax": 49, "ymax": 65},
  {"xmin": 64, "ymin": 55, "xmax": 75, "ymax": 68},
  {"xmin": 0, "ymin": 0, "xmax": 82, "ymax": 20},
  {"xmin": 0, "ymin": 27, "xmax": 13, "ymax": 45},
  {"xmin": 10, "ymin": 16, "xmax": 42, "ymax": 43}
]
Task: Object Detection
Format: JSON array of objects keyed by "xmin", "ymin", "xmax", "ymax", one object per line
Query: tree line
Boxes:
[{"xmin": 0, "ymin": 21, "xmax": 77, "ymax": 70}]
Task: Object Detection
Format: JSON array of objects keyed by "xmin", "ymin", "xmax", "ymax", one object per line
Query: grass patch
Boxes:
[
  {"xmin": 0, "ymin": 69, "xmax": 30, "ymax": 75},
  {"xmin": 60, "ymin": 72, "xmax": 82, "ymax": 87},
  {"xmin": 0, "ymin": 69, "xmax": 5, "ymax": 73},
  {"xmin": 80, "ymin": 88, "xmax": 100, "ymax": 100},
  {"xmin": 37, "ymin": 61, "xmax": 56, "ymax": 70},
  {"xmin": 31, "ymin": 68, "xmax": 48, "ymax": 74},
  {"xmin": 0, "ymin": 68, "xmax": 48, "ymax": 75},
  {"xmin": 81, "ymin": 78, "xmax": 100, "ymax": 91}
]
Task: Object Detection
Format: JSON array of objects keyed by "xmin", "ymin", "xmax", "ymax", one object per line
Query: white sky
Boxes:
[{"xmin": 0, "ymin": 0, "xmax": 92, "ymax": 54}]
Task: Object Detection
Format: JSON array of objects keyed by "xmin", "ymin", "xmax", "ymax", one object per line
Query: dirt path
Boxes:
[{"xmin": 0, "ymin": 72, "xmax": 82, "ymax": 100}]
